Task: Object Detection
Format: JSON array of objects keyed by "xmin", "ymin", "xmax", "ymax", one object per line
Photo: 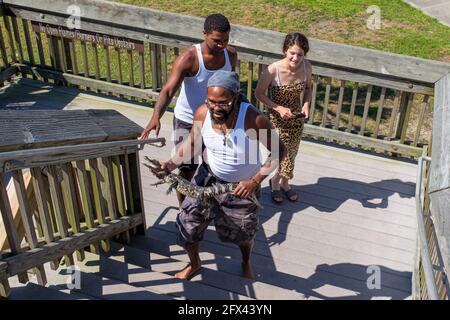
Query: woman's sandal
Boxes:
[
  {"xmin": 269, "ymin": 179, "xmax": 284, "ymax": 204},
  {"xmin": 280, "ymin": 186, "xmax": 298, "ymax": 202}
]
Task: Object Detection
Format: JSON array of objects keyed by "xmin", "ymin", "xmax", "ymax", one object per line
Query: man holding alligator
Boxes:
[
  {"xmin": 139, "ymin": 13, "xmax": 237, "ymax": 208},
  {"xmin": 148, "ymin": 71, "xmax": 286, "ymax": 280}
]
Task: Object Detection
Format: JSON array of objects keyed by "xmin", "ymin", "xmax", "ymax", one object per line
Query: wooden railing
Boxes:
[
  {"xmin": 0, "ymin": 108, "xmax": 161, "ymax": 298},
  {"xmin": 1, "ymin": 0, "xmax": 450, "ymax": 157},
  {"xmin": 413, "ymin": 154, "xmax": 449, "ymax": 300},
  {"xmin": 0, "ymin": 138, "xmax": 159, "ymax": 298},
  {"xmin": 413, "ymin": 72, "xmax": 450, "ymax": 300}
]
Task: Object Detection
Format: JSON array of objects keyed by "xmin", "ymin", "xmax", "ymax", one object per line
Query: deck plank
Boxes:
[{"xmin": 1, "ymin": 78, "xmax": 418, "ymax": 299}]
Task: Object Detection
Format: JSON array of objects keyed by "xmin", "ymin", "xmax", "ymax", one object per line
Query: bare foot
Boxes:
[
  {"xmin": 242, "ymin": 262, "xmax": 255, "ymax": 280},
  {"xmin": 175, "ymin": 264, "xmax": 202, "ymax": 280}
]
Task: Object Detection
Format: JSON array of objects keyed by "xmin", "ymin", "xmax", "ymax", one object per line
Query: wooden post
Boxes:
[
  {"xmin": 428, "ymin": 72, "xmax": 450, "ymax": 279},
  {"xmin": 394, "ymin": 91, "xmax": 412, "ymax": 140},
  {"xmin": 150, "ymin": 43, "xmax": 162, "ymax": 91},
  {"xmin": 128, "ymin": 152, "xmax": 146, "ymax": 235}
]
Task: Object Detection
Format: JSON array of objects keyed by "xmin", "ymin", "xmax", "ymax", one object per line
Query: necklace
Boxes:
[{"xmin": 220, "ymin": 104, "xmax": 240, "ymax": 147}]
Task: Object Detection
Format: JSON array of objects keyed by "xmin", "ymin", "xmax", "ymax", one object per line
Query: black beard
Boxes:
[{"xmin": 211, "ymin": 107, "xmax": 234, "ymax": 125}]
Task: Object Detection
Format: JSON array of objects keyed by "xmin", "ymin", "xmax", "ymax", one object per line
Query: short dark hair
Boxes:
[
  {"xmin": 283, "ymin": 32, "xmax": 309, "ymax": 55},
  {"xmin": 204, "ymin": 13, "xmax": 231, "ymax": 33}
]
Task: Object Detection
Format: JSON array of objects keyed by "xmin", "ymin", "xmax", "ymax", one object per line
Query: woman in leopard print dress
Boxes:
[{"xmin": 255, "ymin": 33, "xmax": 312, "ymax": 203}]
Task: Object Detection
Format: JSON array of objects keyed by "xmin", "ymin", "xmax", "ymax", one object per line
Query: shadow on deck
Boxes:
[{"xmin": 2, "ymin": 78, "xmax": 418, "ymax": 300}]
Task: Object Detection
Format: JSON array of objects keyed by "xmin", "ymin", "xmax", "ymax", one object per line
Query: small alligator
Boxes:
[{"xmin": 143, "ymin": 156, "xmax": 262, "ymax": 209}]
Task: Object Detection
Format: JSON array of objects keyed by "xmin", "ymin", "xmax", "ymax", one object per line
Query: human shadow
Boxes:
[
  {"xmin": 260, "ymin": 177, "xmax": 415, "ymax": 246},
  {"xmin": 138, "ymin": 208, "xmax": 413, "ymax": 299}
]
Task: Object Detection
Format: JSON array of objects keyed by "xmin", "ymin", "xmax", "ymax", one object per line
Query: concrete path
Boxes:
[{"xmin": 403, "ymin": 0, "xmax": 450, "ymax": 28}]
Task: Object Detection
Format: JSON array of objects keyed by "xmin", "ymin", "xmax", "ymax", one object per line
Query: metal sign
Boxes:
[{"xmin": 31, "ymin": 21, "xmax": 144, "ymax": 52}]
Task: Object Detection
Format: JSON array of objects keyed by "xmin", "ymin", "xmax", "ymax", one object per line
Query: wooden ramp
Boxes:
[{"xmin": 1, "ymin": 78, "xmax": 417, "ymax": 300}]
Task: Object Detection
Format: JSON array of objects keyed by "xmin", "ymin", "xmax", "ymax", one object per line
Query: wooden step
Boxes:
[
  {"xmin": 40, "ymin": 263, "xmax": 176, "ymax": 300},
  {"xmin": 111, "ymin": 240, "xmax": 308, "ymax": 300},
  {"xmin": 78, "ymin": 248, "xmax": 252, "ymax": 300},
  {"xmin": 132, "ymin": 229, "xmax": 412, "ymax": 300},
  {"xmin": 7, "ymin": 270, "xmax": 96, "ymax": 300}
]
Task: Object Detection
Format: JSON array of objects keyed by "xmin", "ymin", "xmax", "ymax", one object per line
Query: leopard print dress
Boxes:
[{"xmin": 268, "ymin": 63, "xmax": 306, "ymax": 180}]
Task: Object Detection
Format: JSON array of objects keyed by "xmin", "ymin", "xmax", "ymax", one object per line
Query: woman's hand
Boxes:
[
  {"xmin": 234, "ymin": 179, "xmax": 259, "ymax": 199},
  {"xmin": 301, "ymin": 105, "xmax": 310, "ymax": 121},
  {"xmin": 274, "ymin": 105, "xmax": 295, "ymax": 119}
]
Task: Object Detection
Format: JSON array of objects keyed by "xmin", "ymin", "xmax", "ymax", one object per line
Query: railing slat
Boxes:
[
  {"xmin": 388, "ymin": 90, "xmax": 401, "ymax": 139},
  {"xmin": 399, "ymin": 93, "xmax": 414, "ymax": 144},
  {"xmin": 21, "ymin": 19, "xmax": 34, "ymax": 65},
  {"xmin": 308, "ymin": 75, "xmax": 319, "ymax": 124},
  {"xmin": 57, "ymin": 37, "xmax": 67, "ymax": 73},
  {"xmin": 127, "ymin": 49, "xmax": 134, "ymax": 88},
  {"xmin": 99, "ymin": 157, "xmax": 118, "ymax": 220},
  {"xmin": 69, "ymin": 40, "xmax": 78, "ymax": 75},
  {"xmin": 373, "ymin": 87, "xmax": 386, "ymax": 138},
  {"xmin": 12, "ymin": 170, "xmax": 47, "ymax": 285},
  {"xmin": 92, "ymin": 43, "xmax": 100, "ymax": 80},
  {"xmin": 61, "ymin": 163, "xmax": 85, "ymax": 261},
  {"xmin": 247, "ymin": 61, "xmax": 253, "ymax": 104},
  {"xmin": 10, "ymin": 17, "xmax": 24, "ymax": 63},
  {"xmin": 150, "ymin": 43, "xmax": 161, "ymax": 90},
  {"xmin": 0, "ymin": 279, "xmax": 11, "ymax": 298},
  {"xmin": 116, "ymin": 48, "xmax": 123, "ymax": 85},
  {"xmin": 47, "ymin": 35, "xmax": 58, "ymax": 71},
  {"xmin": 347, "ymin": 82, "xmax": 359, "ymax": 133},
  {"xmin": 74, "ymin": 160, "xmax": 101, "ymax": 253},
  {"xmin": 47, "ymin": 165, "xmax": 75, "ymax": 266},
  {"xmin": 104, "ymin": 45, "xmax": 111, "ymax": 84},
  {"xmin": 120, "ymin": 154, "xmax": 135, "ymax": 215},
  {"xmin": 3, "ymin": 16, "xmax": 16, "ymax": 62},
  {"xmin": 161, "ymin": 45, "xmax": 168, "ymax": 85},
  {"xmin": 359, "ymin": 84, "xmax": 373, "ymax": 135},
  {"xmin": 34, "ymin": 31, "xmax": 45, "ymax": 67},
  {"xmin": 321, "ymin": 77, "xmax": 332, "ymax": 127},
  {"xmin": 0, "ymin": 23, "xmax": 9, "ymax": 66},
  {"xmin": 0, "ymin": 172, "xmax": 29, "ymax": 284},
  {"xmin": 139, "ymin": 50, "xmax": 145, "ymax": 89},
  {"xmin": 112, "ymin": 155, "xmax": 130, "ymax": 244},
  {"xmin": 80, "ymin": 41, "xmax": 89, "ymax": 78},
  {"xmin": 413, "ymin": 95, "xmax": 430, "ymax": 147},
  {"xmin": 86, "ymin": 159, "xmax": 105, "ymax": 252},
  {"xmin": 127, "ymin": 152, "xmax": 146, "ymax": 234},
  {"xmin": 334, "ymin": 80, "xmax": 346, "ymax": 130}
]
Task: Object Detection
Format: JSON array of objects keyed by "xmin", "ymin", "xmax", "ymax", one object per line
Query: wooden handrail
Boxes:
[{"xmin": 4, "ymin": 0, "xmax": 450, "ymax": 88}]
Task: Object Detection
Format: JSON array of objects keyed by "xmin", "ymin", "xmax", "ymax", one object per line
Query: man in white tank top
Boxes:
[
  {"xmin": 140, "ymin": 14, "xmax": 237, "ymax": 207},
  {"xmin": 150, "ymin": 71, "xmax": 287, "ymax": 280}
]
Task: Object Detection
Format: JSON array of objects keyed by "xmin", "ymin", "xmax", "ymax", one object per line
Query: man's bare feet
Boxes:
[
  {"xmin": 175, "ymin": 264, "xmax": 202, "ymax": 280},
  {"xmin": 242, "ymin": 262, "xmax": 255, "ymax": 280}
]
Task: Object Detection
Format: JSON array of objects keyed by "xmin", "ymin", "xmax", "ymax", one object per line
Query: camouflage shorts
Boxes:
[{"xmin": 176, "ymin": 163, "xmax": 260, "ymax": 248}]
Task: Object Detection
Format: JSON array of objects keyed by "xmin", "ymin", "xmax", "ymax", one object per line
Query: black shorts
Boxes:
[{"xmin": 173, "ymin": 116, "xmax": 199, "ymax": 175}]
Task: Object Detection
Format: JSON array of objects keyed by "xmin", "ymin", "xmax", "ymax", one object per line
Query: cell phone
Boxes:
[{"xmin": 293, "ymin": 112, "xmax": 306, "ymax": 119}]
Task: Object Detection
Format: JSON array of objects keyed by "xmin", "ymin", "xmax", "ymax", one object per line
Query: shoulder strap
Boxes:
[{"xmin": 275, "ymin": 62, "xmax": 281, "ymax": 86}]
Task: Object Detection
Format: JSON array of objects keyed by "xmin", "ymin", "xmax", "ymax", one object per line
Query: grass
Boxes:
[{"xmin": 113, "ymin": 0, "xmax": 450, "ymax": 61}]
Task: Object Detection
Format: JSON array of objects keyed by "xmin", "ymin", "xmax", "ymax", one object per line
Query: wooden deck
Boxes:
[{"xmin": 2, "ymin": 78, "xmax": 418, "ymax": 300}]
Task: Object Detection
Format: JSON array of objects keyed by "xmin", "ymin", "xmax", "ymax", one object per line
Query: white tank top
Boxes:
[
  {"xmin": 174, "ymin": 44, "xmax": 232, "ymax": 124},
  {"xmin": 202, "ymin": 101, "xmax": 263, "ymax": 182}
]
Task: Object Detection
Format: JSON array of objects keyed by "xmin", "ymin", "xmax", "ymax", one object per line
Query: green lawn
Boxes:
[{"xmin": 113, "ymin": 0, "xmax": 450, "ymax": 61}]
